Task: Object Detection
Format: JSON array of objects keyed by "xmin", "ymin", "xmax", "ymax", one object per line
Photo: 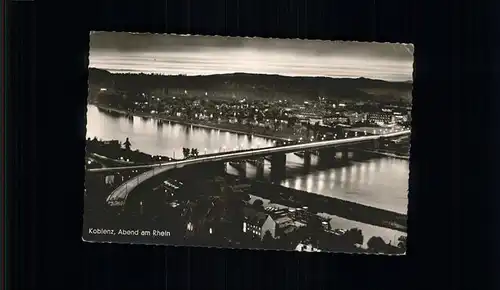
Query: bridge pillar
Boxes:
[
  {"xmin": 229, "ymin": 161, "xmax": 247, "ymax": 178},
  {"xmin": 303, "ymin": 150, "xmax": 312, "ymax": 171},
  {"xmin": 270, "ymin": 153, "xmax": 286, "ymax": 182},
  {"xmin": 341, "ymin": 148, "xmax": 350, "ymax": 162},
  {"xmin": 215, "ymin": 162, "xmax": 227, "ymax": 175},
  {"xmin": 318, "ymin": 147, "xmax": 336, "ymax": 166},
  {"xmin": 197, "ymin": 162, "xmax": 227, "ymax": 176},
  {"xmin": 238, "ymin": 161, "xmax": 247, "ymax": 178},
  {"xmin": 255, "ymin": 158, "xmax": 265, "ymax": 179}
]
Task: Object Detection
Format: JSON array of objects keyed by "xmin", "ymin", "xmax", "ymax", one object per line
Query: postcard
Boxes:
[{"xmin": 83, "ymin": 32, "xmax": 412, "ymax": 254}]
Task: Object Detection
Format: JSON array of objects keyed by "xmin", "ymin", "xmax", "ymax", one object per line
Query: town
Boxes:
[
  {"xmin": 88, "ymin": 69, "xmax": 411, "ymax": 159},
  {"xmin": 84, "ymin": 36, "xmax": 412, "ymax": 255},
  {"xmin": 84, "ymin": 71, "xmax": 410, "ymax": 254}
]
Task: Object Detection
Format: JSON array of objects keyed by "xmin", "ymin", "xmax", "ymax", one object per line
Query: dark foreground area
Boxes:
[{"xmin": 83, "ymin": 163, "xmax": 406, "ymax": 254}]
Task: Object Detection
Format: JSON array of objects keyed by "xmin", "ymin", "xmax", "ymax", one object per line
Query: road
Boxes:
[
  {"xmin": 103, "ymin": 130, "xmax": 410, "ymax": 206},
  {"xmin": 106, "ymin": 165, "xmax": 175, "ymax": 206},
  {"xmin": 90, "ymin": 153, "xmax": 135, "ymax": 165}
]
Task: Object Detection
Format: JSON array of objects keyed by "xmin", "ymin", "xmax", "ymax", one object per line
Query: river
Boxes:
[{"xmin": 86, "ymin": 104, "xmax": 409, "ymax": 245}]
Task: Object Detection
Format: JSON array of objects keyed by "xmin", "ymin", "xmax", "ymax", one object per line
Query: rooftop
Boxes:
[
  {"xmin": 274, "ymin": 216, "xmax": 294, "ymax": 228},
  {"xmin": 243, "ymin": 207, "xmax": 269, "ymax": 227},
  {"xmin": 295, "ymin": 243, "xmax": 321, "ymax": 252}
]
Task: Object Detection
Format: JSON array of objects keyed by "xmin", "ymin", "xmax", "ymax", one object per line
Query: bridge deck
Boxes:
[
  {"xmin": 90, "ymin": 130, "xmax": 410, "ymax": 173},
  {"xmin": 100, "ymin": 130, "xmax": 410, "ymax": 206}
]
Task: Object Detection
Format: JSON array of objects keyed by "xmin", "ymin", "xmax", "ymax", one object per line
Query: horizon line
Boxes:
[{"xmin": 89, "ymin": 67, "xmax": 413, "ymax": 84}]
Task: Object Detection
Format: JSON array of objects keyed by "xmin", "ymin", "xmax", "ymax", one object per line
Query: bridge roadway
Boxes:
[{"xmin": 99, "ymin": 130, "xmax": 410, "ymax": 206}]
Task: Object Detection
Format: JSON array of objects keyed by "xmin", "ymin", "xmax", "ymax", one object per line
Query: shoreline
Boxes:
[
  {"xmin": 92, "ymin": 103, "xmax": 291, "ymax": 141},
  {"xmin": 246, "ymin": 178, "xmax": 407, "ymax": 233},
  {"xmin": 358, "ymin": 150, "xmax": 410, "ymax": 161},
  {"xmin": 86, "ymin": 140, "xmax": 176, "ymax": 167},
  {"xmin": 160, "ymin": 169, "xmax": 407, "ymax": 233},
  {"xmin": 378, "ymin": 152, "xmax": 409, "ymax": 160},
  {"xmin": 125, "ymin": 166, "xmax": 407, "ymax": 236}
]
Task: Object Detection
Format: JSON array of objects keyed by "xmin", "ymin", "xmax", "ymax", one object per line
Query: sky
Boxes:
[{"xmin": 89, "ymin": 32, "xmax": 414, "ymax": 82}]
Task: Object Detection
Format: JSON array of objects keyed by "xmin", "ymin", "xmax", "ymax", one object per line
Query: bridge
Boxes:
[{"xmin": 94, "ymin": 130, "xmax": 410, "ymax": 207}]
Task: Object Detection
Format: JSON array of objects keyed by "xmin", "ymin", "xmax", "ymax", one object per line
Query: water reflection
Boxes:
[
  {"xmin": 87, "ymin": 104, "xmax": 409, "ymax": 215},
  {"xmin": 86, "ymin": 105, "xmax": 275, "ymax": 158},
  {"xmin": 279, "ymin": 158, "xmax": 409, "ymax": 214}
]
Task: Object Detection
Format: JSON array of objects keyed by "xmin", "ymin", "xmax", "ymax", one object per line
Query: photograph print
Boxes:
[{"xmin": 83, "ymin": 32, "xmax": 412, "ymax": 255}]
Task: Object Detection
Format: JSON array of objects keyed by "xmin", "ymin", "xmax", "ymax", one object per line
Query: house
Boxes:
[
  {"xmin": 184, "ymin": 199, "xmax": 229, "ymax": 236},
  {"xmin": 263, "ymin": 207, "xmax": 302, "ymax": 239},
  {"xmin": 367, "ymin": 112, "xmax": 395, "ymax": 125},
  {"xmin": 273, "ymin": 216, "xmax": 298, "ymax": 239},
  {"xmin": 242, "ymin": 207, "xmax": 276, "ymax": 239},
  {"xmin": 104, "ymin": 175, "xmax": 115, "ymax": 185},
  {"xmin": 295, "ymin": 243, "xmax": 321, "ymax": 252}
]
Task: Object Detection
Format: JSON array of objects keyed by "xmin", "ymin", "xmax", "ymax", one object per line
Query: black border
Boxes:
[
  {"xmin": 8, "ymin": 1, "xmax": 36, "ymax": 289},
  {"xmin": 8, "ymin": 0, "xmax": 500, "ymax": 289}
]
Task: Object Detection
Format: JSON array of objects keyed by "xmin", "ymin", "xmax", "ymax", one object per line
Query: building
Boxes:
[
  {"xmin": 104, "ymin": 175, "xmax": 115, "ymax": 186},
  {"xmin": 344, "ymin": 111, "xmax": 367, "ymax": 124},
  {"xmin": 323, "ymin": 114, "xmax": 349, "ymax": 126},
  {"xmin": 273, "ymin": 216, "xmax": 298, "ymax": 238},
  {"xmin": 367, "ymin": 112, "xmax": 395, "ymax": 125},
  {"xmin": 264, "ymin": 207, "xmax": 302, "ymax": 239},
  {"xmin": 242, "ymin": 207, "xmax": 276, "ymax": 239},
  {"xmin": 295, "ymin": 243, "xmax": 321, "ymax": 252},
  {"xmin": 392, "ymin": 111, "xmax": 409, "ymax": 123},
  {"xmin": 183, "ymin": 199, "xmax": 230, "ymax": 237}
]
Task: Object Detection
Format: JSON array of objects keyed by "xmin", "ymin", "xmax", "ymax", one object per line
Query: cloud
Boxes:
[{"xmin": 89, "ymin": 32, "xmax": 414, "ymax": 82}]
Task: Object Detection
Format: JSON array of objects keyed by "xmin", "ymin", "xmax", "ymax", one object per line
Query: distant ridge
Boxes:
[
  {"xmin": 89, "ymin": 67, "xmax": 413, "ymax": 84},
  {"xmin": 88, "ymin": 68, "xmax": 413, "ymax": 103}
]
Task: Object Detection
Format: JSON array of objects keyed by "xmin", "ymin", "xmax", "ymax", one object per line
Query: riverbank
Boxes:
[
  {"xmin": 246, "ymin": 194, "xmax": 406, "ymax": 248},
  {"xmin": 86, "ymin": 138, "xmax": 174, "ymax": 166},
  {"xmin": 92, "ymin": 104, "xmax": 294, "ymax": 141},
  {"xmin": 378, "ymin": 152, "xmax": 409, "ymax": 160},
  {"xmin": 359, "ymin": 149, "xmax": 410, "ymax": 160},
  {"xmin": 222, "ymin": 174, "xmax": 407, "ymax": 233},
  {"xmin": 258, "ymin": 181, "xmax": 406, "ymax": 232}
]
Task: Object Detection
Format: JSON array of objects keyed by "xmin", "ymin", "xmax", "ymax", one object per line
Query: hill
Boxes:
[{"xmin": 88, "ymin": 68, "xmax": 413, "ymax": 104}]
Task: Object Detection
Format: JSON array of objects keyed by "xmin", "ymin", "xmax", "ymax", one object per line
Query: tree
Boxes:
[
  {"xmin": 343, "ymin": 228, "xmax": 364, "ymax": 246},
  {"xmin": 123, "ymin": 137, "xmax": 132, "ymax": 151},
  {"xmin": 367, "ymin": 236, "xmax": 388, "ymax": 252},
  {"xmin": 105, "ymin": 140, "xmax": 121, "ymax": 152},
  {"xmin": 242, "ymin": 193, "xmax": 251, "ymax": 203},
  {"xmin": 182, "ymin": 148, "xmax": 191, "ymax": 159},
  {"xmin": 191, "ymin": 148, "xmax": 199, "ymax": 157},
  {"xmin": 262, "ymin": 231, "xmax": 275, "ymax": 248},
  {"xmin": 303, "ymin": 217, "xmax": 324, "ymax": 240},
  {"xmin": 252, "ymin": 199, "xmax": 264, "ymax": 209}
]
